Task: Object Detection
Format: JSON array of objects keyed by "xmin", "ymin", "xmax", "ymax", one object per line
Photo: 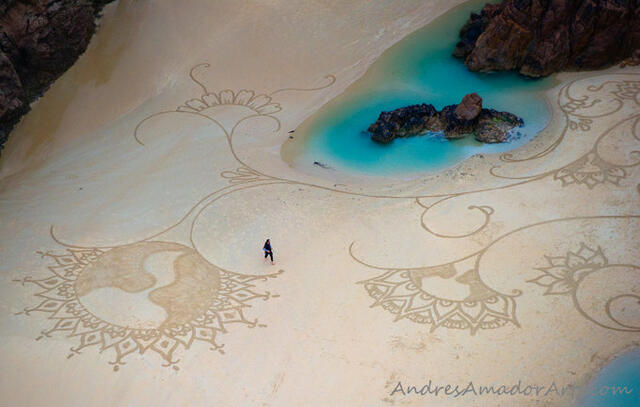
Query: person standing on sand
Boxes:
[{"xmin": 263, "ymin": 239, "xmax": 274, "ymax": 264}]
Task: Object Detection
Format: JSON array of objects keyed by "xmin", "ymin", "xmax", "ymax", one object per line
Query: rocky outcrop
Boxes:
[
  {"xmin": 367, "ymin": 93, "xmax": 523, "ymax": 144},
  {"xmin": 0, "ymin": 52, "xmax": 25, "ymax": 126},
  {"xmin": 453, "ymin": 0, "xmax": 640, "ymax": 77},
  {"xmin": 620, "ymin": 49, "xmax": 640, "ymax": 67},
  {"xmin": 0, "ymin": 0, "xmax": 115, "ymax": 151},
  {"xmin": 454, "ymin": 92, "xmax": 483, "ymax": 121}
]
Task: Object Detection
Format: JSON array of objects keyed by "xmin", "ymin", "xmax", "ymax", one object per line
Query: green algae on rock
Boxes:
[{"xmin": 367, "ymin": 93, "xmax": 523, "ymax": 144}]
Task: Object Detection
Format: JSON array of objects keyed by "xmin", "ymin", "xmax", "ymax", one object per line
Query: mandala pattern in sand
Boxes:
[
  {"xmin": 352, "ymin": 75, "xmax": 640, "ymax": 335},
  {"xmin": 356, "ymin": 258, "xmax": 520, "ymax": 335},
  {"xmin": 528, "ymin": 243, "xmax": 640, "ymax": 332},
  {"xmin": 14, "ymin": 65, "xmax": 640, "ymax": 358},
  {"xmin": 14, "ymin": 63, "xmax": 337, "ymax": 369},
  {"xmin": 15, "ymin": 242, "xmax": 282, "ymax": 371},
  {"xmin": 553, "ymin": 152, "xmax": 627, "ymax": 189}
]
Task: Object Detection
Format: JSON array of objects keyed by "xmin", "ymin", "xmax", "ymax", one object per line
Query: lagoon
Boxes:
[
  {"xmin": 288, "ymin": 0, "xmax": 554, "ymax": 175},
  {"xmin": 579, "ymin": 348, "xmax": 640, "ymax": 407}
]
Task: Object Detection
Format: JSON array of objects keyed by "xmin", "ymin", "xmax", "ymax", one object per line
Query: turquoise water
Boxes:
[
  {"xmin": 578, "ymin": 348, "xmax": 640, "ymax": 407},
  {"xmin": 295, "ymin": 0, "xmax": 554, "ymax": 175}
]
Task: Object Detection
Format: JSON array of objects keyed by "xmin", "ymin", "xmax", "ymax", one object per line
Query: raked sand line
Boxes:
[{"xmin": 1, "ymin": 0, "xmax": 639, "ymax": 406}]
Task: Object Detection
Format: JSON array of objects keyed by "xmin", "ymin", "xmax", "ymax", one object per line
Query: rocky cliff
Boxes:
[
  {"xmin": 453, "ymin": 0, "xmax": 640, "ymax": 77},
  {"xmin": 367, "ymin": 93, "xmax": 523, "ymax": 144},
  {"xmin": 0, "ymin": 0, "xmax": 115, "ymax": 151}
]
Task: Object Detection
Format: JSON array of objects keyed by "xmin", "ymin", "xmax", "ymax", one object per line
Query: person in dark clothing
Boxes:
[{"xmin": 263, "ymin": 239, "xmax": 274, "ymax": 264}]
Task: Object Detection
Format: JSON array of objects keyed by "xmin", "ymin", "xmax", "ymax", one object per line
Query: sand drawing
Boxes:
[
  {"xmin": 17, "ymin": 64, "xmax": 639, "ymax": 369},
  {"xmin": 15, "ymin": 239, "xmax": 282, "ymax": 371}
]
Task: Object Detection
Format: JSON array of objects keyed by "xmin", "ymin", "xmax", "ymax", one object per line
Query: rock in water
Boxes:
[
  {"xmin": 475, "ymin": 109, "xmax": 523, "ymax": 143},
  {"xmin": 367, "ymin": 103, "xmax": 439, "ymax": 144},
  {"xmin": 367, "ymin": 93, "xmax": 522, "ymax": 144},
  {"xmin": 454, "ymin": 92, "xmax": 482, "ymax": 121},
  {"xmin": 453, "ymin": 0, "xmax": 640, "ymax": 78},
  {"xmin": 313, "ymin": 161, "xmax": 332, "ymax": 169}
]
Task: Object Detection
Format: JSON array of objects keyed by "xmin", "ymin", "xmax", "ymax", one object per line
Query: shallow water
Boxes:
[
  {"xmin": 291, "ymin": 0, "xmax": 554, "ymax": 175},
  {"xmin": 578, "ymin": 348, "xmax": 640, "ymax": 407}
]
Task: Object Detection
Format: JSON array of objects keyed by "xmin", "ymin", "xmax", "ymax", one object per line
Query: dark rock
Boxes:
[
  {"xmin": 367, "ymin": 93, "xmax": 523, "ymax": 144},
  {"xmin": 441, "ymin": 104, "xmax": 474, "ymax": 139},
  {"xmin": 620, "ymin": 49, "xmax": 640, "ymax": 67},
  {"xmin": 367, "ymin": 103, "xmax": 439, "ymax": 144},
  {"xmin": 0, "ymin": 50, "xmax": 25, "ymax": 121},
  {"xmin": 453, "ymin": 0, "xmax": 640, "ymax": 78},
  {"xmin": 454, "ymin": 92, "xmax": 482, "ymax": 121},
  {"xmin": 475, "ymin": 109, "xmax": 524, "ymax": 143},
  {"xmin": 313, "ymin": 161, "xmax": 332, "ymax": 169},
  {"xmin": 0, "ymin": 0, "xmax": 116, "ymax": 152},
  {"xmin": 452, "ymin": 5, "xmax": 501, "ymax": 60}
]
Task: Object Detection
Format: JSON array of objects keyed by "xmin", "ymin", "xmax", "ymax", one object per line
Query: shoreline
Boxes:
[
  {"xmin": 278, "ymin": 0, "xmax": 476, "ymax": 184},
  {"xmin": 280, "ymin": 60, "xmax": 633, "ymax": 188},
  {"xmin": 279, "ymin": 0, "xmax": 563, "ymax": 184}
]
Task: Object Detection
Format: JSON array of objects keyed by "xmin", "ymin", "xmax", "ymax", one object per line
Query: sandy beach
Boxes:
[{"xmin": 0, "ymin": 1, "xmax": 639, "ymax": 406}]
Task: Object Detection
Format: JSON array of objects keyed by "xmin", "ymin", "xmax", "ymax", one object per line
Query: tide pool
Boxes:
[
  {"xmin": 578, "ymin": 348, "xmax": 640, "ymax": 407},
  {"xmin": 291, "ymin": 0, "xmax": 554, "ymax": 175}
]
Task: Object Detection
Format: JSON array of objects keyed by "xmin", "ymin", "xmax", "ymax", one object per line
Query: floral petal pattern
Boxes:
[
  {"xmin": 185, "ymin": 98, "xmax": 208, "ymax": 111},
  {"xmin": 219, "ymin": 90, "xmax": 235, "ymax": 104},
  {"xmin": 257, "ymin": 103, "xmax": 282, "ymax": 114},
  {"xmin": 202, "ymin": 93, "xmax": 220, "ymax": 107},
  {"xmin": 175, "ymin": 89, "xmax": 283, "ymax": 116},
  {"xmin": 248, "ymin": 95, "xmax": 272, "ymax": 109},
  {"xmin": 529, "ymin": 244, "xmax": 609, "ymax": 297},
  {"xmin": 234, "ymin": 90, "xmax": 254, "ymax": 105},
  {"xmin": 553, "ymin": 152, "xmax": 627, "ymax": 189}
]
